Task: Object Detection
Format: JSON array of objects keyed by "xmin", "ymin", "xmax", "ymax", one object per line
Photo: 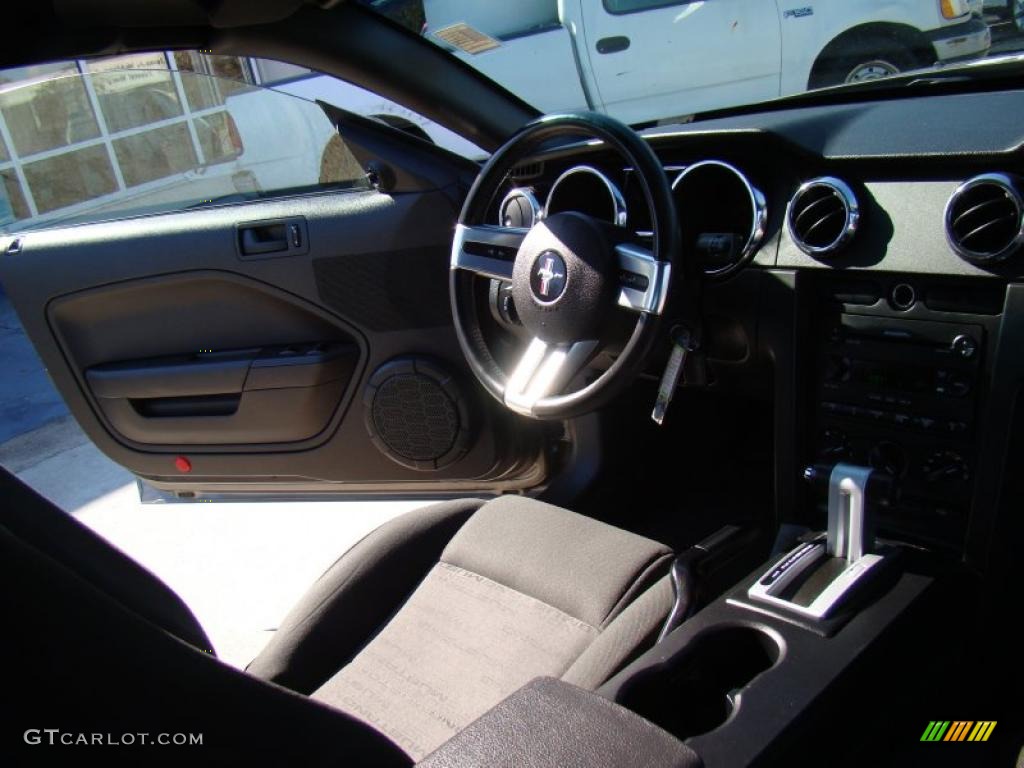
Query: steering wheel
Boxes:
[{"xmin": 450, "ymin": 112, "xmax": 681, "ymax": 420}]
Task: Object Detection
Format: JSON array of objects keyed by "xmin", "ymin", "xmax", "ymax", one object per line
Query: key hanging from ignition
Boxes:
[{"xmin": 651, "ymin": 325, "xmax": 697, "ymax": 425}]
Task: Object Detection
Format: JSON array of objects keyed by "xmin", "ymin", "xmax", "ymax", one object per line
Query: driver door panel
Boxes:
[{"xmin": 1, "ymin": 183, "xmax": 544, "ymax": 495}]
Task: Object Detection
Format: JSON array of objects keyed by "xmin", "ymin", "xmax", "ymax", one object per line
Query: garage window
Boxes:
[{"xmin": 0, "ymin": 53, "xmax": 369, "ymax": 234}]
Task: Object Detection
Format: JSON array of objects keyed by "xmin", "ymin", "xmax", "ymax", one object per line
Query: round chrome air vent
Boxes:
[
  {"xmin": 787, "ymin": 177, "xmax": 859, "ymax": 256},
  {"xmin": 498, "ymin": 187, "xmax": 542, "ymax": 229},
  {"xmin": 945, "ymin": 173, "xmax": 1024, "ymax": 265}
]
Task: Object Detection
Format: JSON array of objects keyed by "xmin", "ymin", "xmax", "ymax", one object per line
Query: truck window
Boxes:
[{"xmin": 603, "ymin": 0, "xmax": 689, "ymax": 14}]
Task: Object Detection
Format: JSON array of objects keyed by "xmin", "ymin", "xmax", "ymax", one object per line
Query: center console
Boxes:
[
  {"xmin": 593, "ymin": 459, "xmax": 944, "ymax": 767},
  {"xmin": 806, "ymin": 274, "xmax": 1002, "ymax": 554}
]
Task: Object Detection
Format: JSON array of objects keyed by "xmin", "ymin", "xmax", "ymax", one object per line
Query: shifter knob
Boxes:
[{"xmin": 803, "ymin": 462, "xmax": 898, "ymax": 508}]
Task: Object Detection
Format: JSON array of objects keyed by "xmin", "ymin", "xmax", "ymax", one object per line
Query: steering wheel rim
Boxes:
[{"xmin": 450, "ymin": 112, "xmax": 681, "ymax": 420}]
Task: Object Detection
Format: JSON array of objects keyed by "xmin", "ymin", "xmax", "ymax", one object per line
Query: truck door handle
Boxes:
[{"xmin": 596, "ymin": 36, "xmax": 630, "ymax": 54}]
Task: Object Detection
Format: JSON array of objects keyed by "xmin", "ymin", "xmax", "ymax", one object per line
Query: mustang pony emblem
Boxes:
[{"xmin": 532, "ymin": 251, "xmax": 567, "ymax": 300}]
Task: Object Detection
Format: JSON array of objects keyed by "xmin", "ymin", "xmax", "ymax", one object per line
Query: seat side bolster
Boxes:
[
  {"xmin": 561, "ymin": 575, "xmax": 675, "ymax": 690},
  {"xmin": 600, "ymin": 550, "xmax": 675, "ymax": 628}
]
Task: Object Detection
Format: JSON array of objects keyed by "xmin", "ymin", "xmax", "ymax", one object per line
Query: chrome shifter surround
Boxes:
[{"xmin": 746, "ymin": 464, "xmax": 893, "ymax": 621}]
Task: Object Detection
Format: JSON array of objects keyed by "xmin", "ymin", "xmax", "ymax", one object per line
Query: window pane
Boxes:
[
  {"xmin": 23, "ymin": 145, "xmax": 117, "ymax": 214},
  {"xmin": 0, "ymin": 72, "xmax": 100, "ymax": 157},
  {"xmin": 0, "ymin": 67, "xmax": 371, "ymax": 233},
  {"xmin": 113, "ymin": 123, "xmax": 197, "ymax": 187},
  {"xmin": 604, "ymin": 0, "xmax": 678, "ymax": 13},
  {"xmin": 174, "ymin": 51, "xmax": 257, "ymax": 111},
  {"xmin": 246, "ymin": 57, "xmax": 485, "ymax": 159},
  {"xmin": 195, "ymin": 110, "xmax": 242, "ymax": 164},
  {"xmin": 1, "ymin": 169, "xmax": 30, "ymax": 224},
  {"xmin": 319, "ymin": 134, "xmax": 366, "ymax": 185},
  {"xmin": 88, "ymin": 54, "xmax": 183, "ymax": 133},
  {"xmin": 251, "ymin": 59, "xmax": 311, "ymax": 86}
]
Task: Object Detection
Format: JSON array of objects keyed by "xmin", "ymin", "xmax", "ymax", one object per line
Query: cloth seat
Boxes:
[
  {"xmin": 247, "ymin": 495, "xmax": 675, "ymax": 761},
  {"xmin": 2, "ymin": 466, "xmax": 675, "ymax": 764}
]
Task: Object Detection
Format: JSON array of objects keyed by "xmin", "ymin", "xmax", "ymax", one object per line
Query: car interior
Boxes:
[{"xmin": 2, "ymin": 1, "xmax": 1023, "ymax": 766}]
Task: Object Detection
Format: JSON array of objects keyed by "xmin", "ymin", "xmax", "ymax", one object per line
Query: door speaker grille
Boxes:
[{"xmin": 364, "ymin": 358, "xmax": 472, "ymax": 471}]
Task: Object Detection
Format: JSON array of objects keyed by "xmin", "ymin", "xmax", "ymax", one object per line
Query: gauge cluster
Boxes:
[{"xmin": 496, "ymin": 158, "xmax": 769, "ymax": 278}]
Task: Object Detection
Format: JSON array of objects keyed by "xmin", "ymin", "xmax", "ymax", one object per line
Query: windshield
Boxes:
[{"xmin": 361, "ymin": 0, "xmax": 1022, "ymax": 124}]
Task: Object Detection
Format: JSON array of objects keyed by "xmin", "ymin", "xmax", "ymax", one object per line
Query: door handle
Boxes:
[
  {"xmin": 236, "ymin": 217, "xmax": 308, "ymax": 260},
  {"xmin": 240, "ymin": 226, "xmax": 288, "ymax": 255},
  {"xmin": 596, "ymin": 36, "xmax": 630, "ymax": 54}
]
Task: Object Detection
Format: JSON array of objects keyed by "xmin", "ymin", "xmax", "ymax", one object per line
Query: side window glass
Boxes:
[
  {"xmin": 603, "ymin": 0, "xmax": 682, "ymax": 13},
  {"xmin": 247, "ymin": 57, "xmax": 486, "ymax": 160},
  {"xmin": 0, "ymin": 54, "xmax": 369, "ymax": 234}
]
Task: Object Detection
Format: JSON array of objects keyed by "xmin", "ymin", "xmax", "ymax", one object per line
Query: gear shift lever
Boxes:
[{"xmin": 746, "ymin": 463, "xmax": 897, "ymax": 620}]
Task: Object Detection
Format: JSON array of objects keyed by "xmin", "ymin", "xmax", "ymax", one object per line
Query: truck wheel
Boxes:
[
  {"xmin": 843, "ymin": 58, "xmax": 904, "ymax": 83},
  {"xmin": 810, "ymin": 37, "xmax": 920, "ymax": 89}
]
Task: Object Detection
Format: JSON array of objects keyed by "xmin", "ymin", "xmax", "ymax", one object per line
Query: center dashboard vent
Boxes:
[
  {"xmin": 510, "ymin": 161, "xmax": 544, "ymax": 180},
  {"xmin": 787, "ymin": 177, "xmax": 859, "ymax": 257},
  {"xmin": 945, "ymin": 173, "xmax": 1024, "ymax": 265}
]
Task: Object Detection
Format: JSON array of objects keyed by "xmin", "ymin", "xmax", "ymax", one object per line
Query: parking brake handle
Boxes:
[{"xmin": 658, "ymin": 524, "xmax": 745, "ymax": 642}]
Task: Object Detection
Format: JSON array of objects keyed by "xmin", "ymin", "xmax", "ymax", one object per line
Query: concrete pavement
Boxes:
[{"xmin": 0, "ymin": 285, "xmax": 68, "ymax": 442}]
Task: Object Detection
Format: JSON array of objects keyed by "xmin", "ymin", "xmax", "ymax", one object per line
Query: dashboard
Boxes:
[{"xmin": 483, "ymin": 88, "xmax": 1024, "ymax": 564}]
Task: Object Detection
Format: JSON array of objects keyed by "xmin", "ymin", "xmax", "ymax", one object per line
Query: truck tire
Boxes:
[{"xmin": 809, "ymin": 35, "xmax": 923, "ymax": 89}]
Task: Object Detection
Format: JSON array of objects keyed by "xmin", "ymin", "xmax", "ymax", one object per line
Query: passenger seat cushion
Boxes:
[
  {"xmin": 247, "ymin": 498, "xmax": 485, "ymax": 694},
  {"xmin": 311, "ymin": 496, "xmax": 674, "ymax": 760},
  {"xmin": 314, "ymin": 561, "xmax": 599, "ymax": 760}
]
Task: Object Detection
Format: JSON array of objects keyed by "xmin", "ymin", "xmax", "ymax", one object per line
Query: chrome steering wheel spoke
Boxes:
[
  {"xmin": 614, "ymin": 243, "xmax": 671, "ymax": 315},
  {"xmin": 450, "ymin": 223, "xmax": 528, "ymax": 281},
  {"xmin": 503, "ymin": 338, "xmax": 600, "ymax": 417}
]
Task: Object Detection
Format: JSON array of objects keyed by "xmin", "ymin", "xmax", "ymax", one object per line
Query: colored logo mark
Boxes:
[{"xmin": 920, "ymin": 721, "xmax": 997, "ymax": 742}]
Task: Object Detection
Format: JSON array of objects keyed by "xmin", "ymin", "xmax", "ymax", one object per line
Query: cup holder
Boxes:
[{"xmin": 617, "ymin": 625, "xmax": 781, "ymax": 740}]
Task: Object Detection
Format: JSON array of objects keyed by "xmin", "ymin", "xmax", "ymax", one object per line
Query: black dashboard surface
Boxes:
[
  {"xmin": 644, "ymin": 88, "xmax": 1024, "ymax": 161},
  {"xmin": 505, "ymin": 88, "xmax": 1024, "ymax": 281}
]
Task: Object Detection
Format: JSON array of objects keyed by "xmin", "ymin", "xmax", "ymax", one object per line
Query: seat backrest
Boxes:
[
  {"xmin": 0, "ymin": 466, "xmax": 211, "ymax": 651},
  {"xmin": 1, "ymin": 469, "xmax": 410, "ymax": 765}
]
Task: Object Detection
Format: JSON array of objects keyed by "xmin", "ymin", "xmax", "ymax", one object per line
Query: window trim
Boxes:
[{"xmin": 602, "ymin": 0, "xmax": 696, "ymax": 17}]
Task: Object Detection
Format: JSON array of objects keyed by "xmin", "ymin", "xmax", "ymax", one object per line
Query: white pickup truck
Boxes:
[{"xmin": 425, "ymin": 0, "xmax": 991, "ymax": 124}]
